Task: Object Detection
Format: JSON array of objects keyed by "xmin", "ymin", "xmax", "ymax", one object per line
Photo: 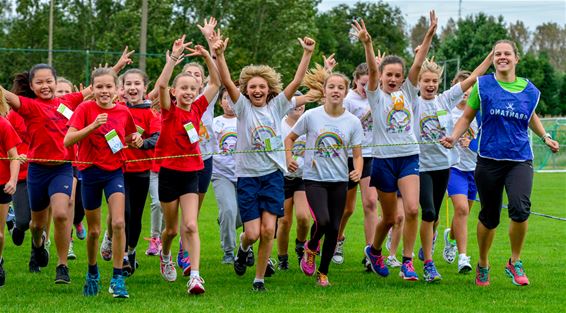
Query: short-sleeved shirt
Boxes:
[
  {"xmin": 281, "ymin": 115, "xmax": 306, "ymax": 178},
  {"xmin": 467, "ymin": 77, "xmax": 529, "ymax": 110},
  {"xmin": 7, "ymin": 110, "xmax": 29, "ymax": 181},
  {"xmin": 414, "ymin": 83, "xmax": 464, "ymax": 171},
  {"xmin": 229, "ymin": 92, "xmax": 294, "ymax": 177},
  {"xmin": 16, "ymin": 92, "xmax": 84, "ymax": 162},
  {"xmin": 291, "ymin": 106, "xmax": 364, "ymax": 182},
  {"xmin": 198, "ymin": 92, "xmax": 220, "ymax": 161},
  {"xmin": 343, "ymin": 90, "xmax": 373, "ymax": 157},
  {"xmin": 123, "ymin": 102, "xmax": 161, "ymax": 173},
  {"xmin": 154, "ymin": 96, "xmax": 208, "ymax": 172},
  {"xmin": 451, "ymin": 106, "xmax": 478, "ymax": 171},
  {"xmin": 0, "ymin": 116, "xmax": 22, "ymax": 184},
  {"xmin": 212, "ymin": 115, "xmax": 238, "ymax": 182},
  {"xmin": 69, "ymin": 100, "xmax": 137, "ymax": 171},
  {"xmin": 366, "ymin": 80, "xmax": 420, "ymax": 158}
]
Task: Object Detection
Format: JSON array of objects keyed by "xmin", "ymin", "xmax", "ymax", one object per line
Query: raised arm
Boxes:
[
  {"xmin": 460, "ymin": 50, "xmax": 494, "ymax": 91},
  {"xmin": 156, "ymin": 35, "xmax": 192, "ymax": 111},
  {"xmin": 352, "ymin": 19, "xmax": 379, "ymax": 91},
  {"xmin": 0, "ymin": 86, "xmax": 22, "ymax": 110},
  {"xmin": 212, "ymin": 33, "xmax": 239, "ymax": 103},
  {"xmin": 408, "ymin": 10, "xmax": 438, "ymax": 85},
  {"xmin": 186, "ymin": 45, "xmax": 220, "ymax": 104},
  {"xmin": 284, "ymin": 37, "xmax": 316, "ymax": 101}
]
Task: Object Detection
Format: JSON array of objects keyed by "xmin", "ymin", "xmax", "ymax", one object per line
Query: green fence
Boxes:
[{"xmin": 531, "ymin": 118, "xmax": 566, "ymax": 172}]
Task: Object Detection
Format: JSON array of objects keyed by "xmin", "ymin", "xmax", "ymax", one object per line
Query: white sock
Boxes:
[
  {"xmin": 253, "ymin": 278, "xmax": 264, "ymax": 284},
  {"xmin": 459, "ymin": 253, "xmax": 467, "ymax": 260},
  {"xmin": 190, "ymin": 270, "xmax": 200, "ymax": 278},
  {"xmin": 161, "ymin": 253, "xmax": 171, "ymax": 263}
]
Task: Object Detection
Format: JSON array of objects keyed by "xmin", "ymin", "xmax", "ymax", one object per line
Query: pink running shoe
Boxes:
[
  {"xmin": 475, "ymin": 264, "xmax": 490, "ymax": 286},
  {"xmin": 145, "ymin": 237, "xmax": 160, "ymax": 256},
  {"xmin": 300, "ymin": 244, "xmax": 317, "ymax": 276},
  {"xmin": 187, "ymin": 276, "xmax": 205, "ymax": 294},
  {"xmin": 316, "ymin": 271, "xmax": 330, "ymax": 287},
  {"xmin": 505, "ymin": 260, "xmax": 529, "ymax": 286}
]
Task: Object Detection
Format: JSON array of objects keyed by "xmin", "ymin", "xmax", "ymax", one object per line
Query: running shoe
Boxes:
[
  {"xmin": 332, "ymin": 237, "xmax": 345, "ymax": 264},
  {"xmin": 443, "ymin": 228, "xmax": 457, "ymax": 264},
  {"xmin": 180, "ymin": 255, "xmax": 191, "ymax": 276},
  {"xmin": 265, "ymin": 258, "xmax": 276, "ymax": 277},
  {"xmin": 83, "ymin": 272, "xmax": 100, "ymax": 296},
  {"xmin": 399, "ymin": 260, "xmax": 419, "ymax": 281},
  {"xmin": 29, "ymin": 258, "xmax": 40, "ymax": 273},
  {"xmin": 423, "ymin": 261, "xmax": 442, "ymax": 282},
  {"xmin": 362, "ymin": 256, "xmax": 372, "ymax": 272},
  {"xmin": 418, "ymin": 230, "xmax": 438, "ymax": 261},
  {"xmin": 364, "ymin": 245, "xmax": 388, "ymax": 277},
  {"xmin": 75, "ymin": 222, "xmax": 86, "ymax": 240},
  {"xmin": 6, "ymin": 205, "xmax": 15, "ymax": 235},
  {"xmin": 187, "ymin": 276, "xmax": 205, "ymax": 295},
  {"xmin": 246, "ymin": 248, "xmax": 255, "ymax": 267},
  {"xmin": 176, "ymin": 239, "xmax": 185, "ymax": 268},
  {"xmin": 385, "ymin": 255, "xmax": 402, "ymax": 268},
  {"xmin": 222, "ymin": 252, "xmax": 235, "ymax": 264},
  {"xmin": 31, "ymin": 233, "xmax": 49, "ymax": 268},
  {"xmin": 67, "ymin": 239, "xmax": 76, "ymax": 260},
  {"xmin": 145, "ymin": 237, "xmax": 161, "ymax": 256},
  {"xmin": 160, "ymin": 254, "xmax": 177, "ymax": 282},
  {"xmin": 295, "ymin": 240, "xmax": 305, "ymax": 265},
  {"xmin": 100, "ymin": 231, "xmax": 112, "ymax": 261},
  {"xmin": 278, "ymin": 255, "xmax": 289, "ymax": 271},
  {"xmin": 505, "ymin": 260, "xmax": 530, "ymax": 286},
  {"xmin": 11, "ymin": 227, "xmax": 25, "ymax": 246},
  {"xmin": 252, "ymin": 281, "xmax": 266, "ymax": 292},
  {"xmin": 475, "ymin": 264, "xmax": 490, "ymax": 286},
  {"xmin": 109, "ymin": 275, "xmax": 129, "ymax": 298},
  {"xmin": 122, "ymin": 258, "xmax": 133, "ymax": 277},
  {"xmin": 300, "ymin": 244, "xmax": 317, "ymax": 276},
  {"xmin": 385, "ymin": 229, "xmax": 392, "ymax": 253},
  {"xmin": 458, "ymin": 254, "xmax": 472, "ymax": 274},
  {"xmin": 0, "ymin": 258, "xmax": 5, "ymax": 287},
  {"xmin": 316, "ymin": 271, "xmax": 330, "ymax": 287},
  {"xmin": 234, "ymin": 246, "xmax": 248, "ymax": 276},
  {"xmin": 55, "ymin": 264, "xmax": 70, "ymax": 284}
]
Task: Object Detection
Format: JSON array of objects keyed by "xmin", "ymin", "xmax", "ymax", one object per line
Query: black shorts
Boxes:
[
  {"xmin": 284, "ymin": 176, "xmax": 305, "ymax": 199},
  {"xmin": 197, "ymin": 157, "xmax": 213, "ymax": 194},
  {"xmin": 158, "ymin": 167, "xmax": 199, "ymax": 203},
  {"xmin": 0, "ymin": 186, "xmax": 12, "ymax": 204},
  {"xmin": 475, "ymin": 156, "xmax": 533, "ymax": 229},
  {"xmin": 347, "ymin": 157, "xmax": 373, "ymax": 190}
]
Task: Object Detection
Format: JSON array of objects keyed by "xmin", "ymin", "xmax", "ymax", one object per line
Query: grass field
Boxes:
[{"xmin": 1, "ymin": 173, "xmax": 565, "ymax": 313}]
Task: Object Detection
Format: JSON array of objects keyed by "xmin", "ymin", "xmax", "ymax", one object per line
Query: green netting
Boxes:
[{"xmin": 531, "ymin": 118, "xmax": 566, "ymax": 171}]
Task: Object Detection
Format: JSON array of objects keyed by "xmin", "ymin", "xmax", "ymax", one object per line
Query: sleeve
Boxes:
[
  {"xmin": 365, "ymin": 85, "xmax": 380, "ymax": 112},
  {"xmin": 228, "ymin": 93, "xmax": 246, "ymax": 117},
  {"xmin": 205, "ymin": 90, "xmax": 220, "ymax": 118},
  {"xmin": 1, "ymin": 120, "xmax": 22, "ymax": 152},
  {"xmin": 68, "ymin": 103, "xmax": 87, "ymax": 130},
  {"xmin": 350, "ymin": 118, "xmax": 364, "ymax": 146},
  {"xmin": 15, "ymin": 96, "xmax": 35, "ymax": 117},
  {"xmin": 148, "ymin": 110, "xmax": 161, "ymax": 134},
  {"xmin": 273, "ymin": 92, "xmax": 294, "ymax": 119},
  {"xmin": 58, "ymin": 92, "xmax": 85, "ymax": 110},
  {"xmin": 401, "ymin": 80, "xmax": 420, "ymax": 111},
  {"xmin": 124, "ymin": 110, "xmax": 138, "ymax": 136},
  {"xmin": 193, "ymin": 94, "xmax": 210, "ymax": 119},
  {"xmin": 467, "ymin": 83, "xmax": 480, "ymax": 110},
  {"xmin": 439, "ymin": 83, "xmax": 464, "ymax": 110},
  {"xmin": 290, "ymin": 111, "xmax": 309, "ymax": 137}
]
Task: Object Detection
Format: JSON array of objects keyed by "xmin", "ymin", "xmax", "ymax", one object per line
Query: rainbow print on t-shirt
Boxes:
[
  {"xmin": 251, "ymin": 125, "xmax": 276, "ymax": 150},
  {"xmin": 218, "ymin": 131, "xmax": 237, "ymax": 154},
  {"xmin": 315, "ymin": 131, "xmax": 343, "ymax": 158},
  {"xmin": 386, "ymin": 108, "xmax": 411, "ymax": 133},
  {"xmin": 419, "ymin": 115, "xmax": 445, "ymax": 141}
]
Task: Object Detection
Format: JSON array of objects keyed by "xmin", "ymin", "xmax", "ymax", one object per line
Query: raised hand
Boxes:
[
  {"xmin": 211, "ymin": 30, "xmax": 229, "ymax": 56},
  {"xmin": 197, "ymin": 17, "xmax": 218, "ymax": 41},
  {"xmin": 187, "ymin": 45, "xmax": 210, "ymax": 58},
  {"xmin": 166, "ymin": 50, "xmax": 185, "ymax": 65},
  {"xmin": 323, "ymin": 53, "xmax": 337, "ymax": 72},
  {"xmin": 375, "ymin": 49, "xmax": 385, "ymax": 67},
  {"xmin": 428, "ymin": 10, "xmax": 438, "ymax": 33},
  {"xmin": 298, "ymin": 37, "xmax": 316, "ymax": 53},
  {"xmin": 116, "ymin": 46, "xmax": 135, "ymax": 69},
  {"xmin": 171, "ymin": 34, "xmax": 193, "ymax": 60},
  {"xmin": 351, "ymin": 19, "xmax": 371, "ymax": 44}
]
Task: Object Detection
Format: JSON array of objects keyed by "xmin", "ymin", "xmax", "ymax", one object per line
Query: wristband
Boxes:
[{"xmin": 541, "ymin": 133, "xmax": 552, "ymax": 143}]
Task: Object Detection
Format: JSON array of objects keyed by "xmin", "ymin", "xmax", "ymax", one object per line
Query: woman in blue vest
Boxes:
[{"xmin": 440, "ymin": 39, "xmax": 559, "ymax": 287}]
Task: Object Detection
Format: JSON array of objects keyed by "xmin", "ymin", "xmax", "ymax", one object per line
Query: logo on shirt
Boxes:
[
  {"xmin": 219, "ymin": 131, "xmax": 237, "ymax": 154},
  {"xmin": 314, "ymin": 130, "xmax": 343, "ymax": 158},
  {"xmin": 386, "ymin": 108, "xmax": 411, "ymax": 133},
  {"xmin": 293, "ymin": 137, "xmax": 306, "ymax": 158},
  {"xmin": 360, "ymin": 110, "xmax": 373, "ymax": 133},
  {"xmin": 251, "ymin": 125, "xmax": 276, "ymax": 150},
  {"xmin": 420, "ymin": 115, "xmax": 445, "ymax": 141},
  {"xmin": 488, "ymin": 101, "xmax": 528, "ymax": 121},
  {"xmin": 505, "ymin": 102, "xmax": 514, "ymax": 111}
]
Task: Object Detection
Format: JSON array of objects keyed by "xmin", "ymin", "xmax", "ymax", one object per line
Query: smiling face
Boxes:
[
  {"xmin": 55, "ymin": 82, "xmax": 73, "ymax": 97},
  {"xmin": 93, "ymin": 74, "xmax": 117, "ymax": 106},
  {"xmin": 324, "ymin": 75, "xmax": 348, "ymax": 107},
  {"xmin": 30, "ymin": 68, "xmax": 57, "ymax": 100},
  {"xmin": 246, "ymin": 76, "xmax": 270, "ymax": 107},
  {"xmin": 123, "ymin": 73, "xmax": 147, "ymax": 104},
  {"xmin": 380, "ymin": 63, "xmax": 404, "ymax": 94},
  {"xmin": 183, "ymin": 65, "xmax": 204, "ymax": 89},
  {"xmin": 493, "ymin": 42, "xmax": 519, "ymax": 74},
  {"xmin": 419, "ymin": 71, "xmax": 440, "ymax": 100},
  {"xmin": 354, "ymin": 74, "xmax": 369, "ymax": 98},
  {"xmin": 172, "ymin": 75, "xmax": 200, "ymax": 107}
]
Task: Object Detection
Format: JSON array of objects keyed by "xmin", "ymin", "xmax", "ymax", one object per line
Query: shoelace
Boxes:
[
  {"xmin": 514, "ymin": 261, "xmax": 525, "ymax": 276},
  {"xmin": 426, "ymin": 262, "xmax": 439, "ymax": 275},
  {"xmin": 478, "ymin": 267, "xmax": 489, "ymax": 281},
  {"xmin": 182, "ymin": 256, "xmax": 191, "ymax": 265},
  {"xmin": 404, "ymin": 261, "xmax": 416, "ymax": 273},
  {"xmin": 317, "ymin": 273, "xmax": 328, "ymax": 283},
  {"xmin": 307, "ymin": 250, "xmax": 316, "ymax": 266}
]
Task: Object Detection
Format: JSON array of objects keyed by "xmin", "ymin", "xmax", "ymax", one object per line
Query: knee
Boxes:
[
  {"xmin": 52, "ymin": 211, "xmax": 68, "ymax": 224},
  {"xmin": 88, "ymin": 227, "xmax": 100, "ymax": 240},
  {"xmin": 260, "ymin": 224, "xmax": 276, "ymax": 241},
  {"xmin": 278, "ymin": 217, "xmax": 292, "ymax": 231},
  {"xmin": 164, "ymin": 226, "xmax": 178, "ymax": 239},
  {"xmin": 296, "ymin": 213, "xmax": 310, "ymax": 229},
  {"xmin": 362, "ymin": 197, "xmax": 378, "ymax": 214},
  {"xmin": 111, "ymin": 219, "xmax": 125, "ymax": 232},
  {"xmin": 404, "ymin": 205, "xmax": 419, "ymax": 220},
  {"xmin": 184, "ymin": 221, "xmax": 198, "ymax": 234},
  {"xmin": 454, "ymin": 205, "xmax": 469, "ymax": 218},
  {"xmin": 421, "ymin": 207, "xmax": 436, "ymax": 223},
  {"xmin": 0, "ymin": 232, "xmax": 4, "ymax": 243},
  {"xmin": 246, "ymin": 228, "xmax": 260, "ymax": 243}
]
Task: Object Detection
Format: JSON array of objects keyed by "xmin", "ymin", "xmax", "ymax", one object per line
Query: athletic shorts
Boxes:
[
  {"xmin": 284, "ymin": 176, "xmax": 305, "ymax": 199},
  {"xmin": 0, "ymin": 187, "xmax": 11, "ymax": 204},
  {"xmin": 27, "ymin": 163, "xmax": 73, "ymax": 212},
  {"xmin": 237, "ymin": 170, "xmax": 284, "ymax": 223},
  {"xmin": 159, "ymin": 167, "xmax": 198, "ymax": 203},
  {"xmin": 197, "ymin": 157, "xmax": 213, "ymax": 194},
  {"xmin": 447, "ymin": 167, "xmax": 477, "ymax": 200},
  {"xmin": 80, "ymin": 167, "xmax": 125, "ymax": 210},
  {"xmin": 347, "ymin": 157, "xmax": 373, "ymax": 190},
  {"xmin": 370, "ymin": 154, "xmax": 419, "ymax": 193}
]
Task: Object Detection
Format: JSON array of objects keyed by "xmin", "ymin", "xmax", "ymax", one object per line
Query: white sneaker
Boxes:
[
  {"xmin": 385, "ymin": 255, "xmax": 402, "ymax": 268},
  {"xmin": 457, "ymin": 254, "xmax": 472, "ymax": 273},
  {"xmin": 160, "ymin": 254, "xmax": 177, "ymax": 282},
  {"xmin": 331, "ymin": 238, "xmax": 345, "ymax": 264},
  {"xmin": 386, "ymin": 229, "xmax": 392, "ymax": 253},
  {"xmin": 100, "ymin": 231, "xmax": 112, "ymax": 261},
  {"xmin": 187, "ymin": 276, "xmax": 205, "ymax": 294},
  {"xmin": 442, "ymin": 228, "xmax": 457, "ymax": 264},
  {"xmin": 67, "ymin": 239, "xmax": 76, "ymax": 260}
]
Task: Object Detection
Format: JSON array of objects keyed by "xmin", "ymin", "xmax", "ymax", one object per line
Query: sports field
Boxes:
[{"xmin": 1, "ymin": 173, "xmax": 565, "ymax": 313}]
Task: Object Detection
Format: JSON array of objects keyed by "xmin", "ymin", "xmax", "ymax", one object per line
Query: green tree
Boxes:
[{"xmin": 517, "ymin": 53, "xmax": 560, "ymax": 115}]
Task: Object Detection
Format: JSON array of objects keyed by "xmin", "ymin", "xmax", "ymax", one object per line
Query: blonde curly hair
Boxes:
[
  {"xmin": 0, "ymin": 87, "xmax": 8, "ymax": 116},
  {"xmin": 302, "ymin": 64, "xmax": 349, "ymax": 103},
  {"xmin": 418, "ymin": 58, "xmax": 444, "ymax": 81},
  {"xmin": 239, "ymin": 65, "xmax": 282, "ymax": 102}
]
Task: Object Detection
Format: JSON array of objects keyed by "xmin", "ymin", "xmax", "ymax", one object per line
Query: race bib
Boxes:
[
  {"xmin": 136, "ymin": 125, "xmax": 145, "ymax": 136},
  {"xmin": 264, "ymin": 135, "xmax": 283, "ymax": 152},
  {"xmin": 437, "ymin": 109, "xmax": 449, "ymax": 129},
  {"xmin": 184, "ymin": 122, "xmax": 200, "ymax": 144},
  {"xmin": 104, "ymin": 129, "xmax": 123, "ymax": 154},
  {"xmin": 57, "ymin": 104, "xmax": 73, "ymax": 120}
]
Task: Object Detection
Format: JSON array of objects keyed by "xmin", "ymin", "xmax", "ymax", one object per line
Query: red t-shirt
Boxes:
[
  {"xmin": 150, "ymin": 110, "xmax": 162, "ymax": 173},
  {"xmin": 15, "ymin": 92, "xmax": 84, "ymax": 162},
  {"xmin": 0, "ymin": 116, "xmax": 22, "ymax": 184},
  {"xmin": 69, "ymin": 100, "xmax": 137, "ymax": 171},
  {"xmin": 123, "ymin": 104, "xmax": 161, "ymax": 173},
  {"xmin": 154, "ymin": 97, "xmax": 208, "ymax": 172},
  {"xmin": 6, "ymin": 110, "xmax": 30, "ymax": 181}
]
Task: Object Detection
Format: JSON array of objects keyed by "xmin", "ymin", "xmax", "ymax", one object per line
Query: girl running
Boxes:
[
  {"xmin": 440, "ymin": 39, "xmax": 559, "ymax": 286},
  {"xmin": 214, "ymin": 33, "xmax": 315, "ymax": 291},
  {"xmin": 286, "ymin": 71, "xmax": 364, "ymax": 286},
  {"xmin": 64, "ymin": 67, "xmax": 142, "ymax": 298},
  {"xmin": 154, "ymin": 35, "xmax": 220, "ymax": 295}
]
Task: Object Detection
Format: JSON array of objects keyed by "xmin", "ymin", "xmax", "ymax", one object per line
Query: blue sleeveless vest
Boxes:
[{"xmin": 477, "ymin": 74, "xmax": 539, "ymax": 161}]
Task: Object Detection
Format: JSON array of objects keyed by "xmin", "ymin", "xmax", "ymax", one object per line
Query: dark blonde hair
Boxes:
[
  {"xmin": 352, "ymin": 63, "xmax": 368, "ymax": 89},
  {"xmin": 91, "ymin": 67, "xmax": 118, "ymax": 86},
  {"xmin": 172, "ymin": 73, "xmax": 199, "ymax": 88},
  {"xmin": 303, "ymin": 64, "xmax": 349, "ymax": 103},
  {"xmin": 239, "ymin": 65, "xmax": 282, "ymax": 102},
  {"xmin": 493, "ymin": 39, "xmax": 519, "ymax": 57},
  {"xmin": 122, "ymin": 69, "xmax": 149, "ymax": 87},
  {"xmin": 451, "ymin": 70, "xmax": 471, "ymax": 85}
]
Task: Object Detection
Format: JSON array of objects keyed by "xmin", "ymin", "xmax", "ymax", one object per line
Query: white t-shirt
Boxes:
[
  {"xmin": 212, "ymin": 115, "xmax": 238, "ymax": 182},
  {"xmin": 451, "ymin": 105, "xmax": 478, "ymax": 171},
  {"xmin": 197, "ymin": 92, "xmax": 219, "ymax": 161},
  {"xmin": 229, "ymin": 92, "xmax": 293, "ymax": 177},
  {"xmin": 281, "ymin": 115, "xmax": 306, "ymax": 178},
  {"xmin": 366, "ymin": 80, "xmax": 420, "ymax": 158},
  {"xmin": 343, "ymin": 90, "xmax": 373, "ymax": 157},
  {"xmin": 414, "ymin": 83, "xmax": 464, "ymax": 171},
  {"xmin": 291, "ymin": 106, "xmax": 364, "ymax": 182}
]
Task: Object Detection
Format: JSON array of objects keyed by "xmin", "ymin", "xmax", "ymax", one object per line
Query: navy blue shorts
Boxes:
[
  {"xmin": 197, "ymin": 157, "xmax": 213, "ymax": 194},
  {"xmin": 237, "ymin": 170, "xmax": 284, "ymax": 223},
  {"xmin": 447, "ymin": 167, "xmax": 477, "ymax": 200},
  {"xmin": 159, "ymin": 167, "xmax": 199, "ymax": 203},
  {"xmin": 0, "ymin": 187, "xmax": 11, "ymax": 204},
  {"xmin": 80, "ymin": 167, "xmax": 125, "ymax": 210},
  {"xmin": 370, "ymin": 154, "xmax": 419, "ymax": 193},
  {"xmin": 27, "ymin": 163, "xmax": 73, "ymax": 212}
]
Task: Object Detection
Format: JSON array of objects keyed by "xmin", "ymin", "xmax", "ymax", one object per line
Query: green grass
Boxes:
[{"xmin": 2, "ymin": 173, "xmax": 565, "ymax": 313}]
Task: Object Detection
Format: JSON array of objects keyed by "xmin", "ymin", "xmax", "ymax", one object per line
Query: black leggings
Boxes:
[
  {"xmin": 420, "ymin": 169, "xmax": 450, "ymax": 222},
  {"xmin": 13, "ymin": 181, "xmax": 30, "ymax": 230},
  {"xmin": 304, "ymin": 180, "xmax": 348, "ymax": 275},
  {"xmin": 125, "ymin": 172, "xmax": 150, "ymax": 250},
  {"xmin": 73, "ymin": 179, "xmax": 85, "ymax": 225}
]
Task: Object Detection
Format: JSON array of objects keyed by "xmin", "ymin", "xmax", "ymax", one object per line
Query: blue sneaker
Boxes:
[
  {"xmin": 418, "ymin": 230, "xmax": 438, "ymax": 261},
  {"xmin": 399, "ymin": 260, "xmax": 419, "ymax": 281},
  {"xmin": 363, "ymin": 245, "xmax": 389, "ymax": 277},
  {"xmin": 83, "ymin": 272, "xmax": 100, "ymax": 296},
  {"xmin": 423, "ymin": 261, "xmax": 442, "ymax": 282},
  {"xmin": 109, "ymin": 275, "xmax": 129, "ymax": 298}
]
